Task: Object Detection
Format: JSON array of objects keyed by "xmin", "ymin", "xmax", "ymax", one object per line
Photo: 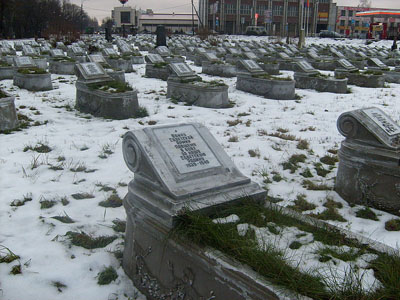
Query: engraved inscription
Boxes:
[
  {"xmin": 364, "ymin": 108, "xmax": 400, "ymax": 136},
  {"xmin": 82, "ymin": 63, "xmax": 104, "ymax": 76},
  {"xmin": 154, "ymin": 125, "xmax": 221, "ymax": 174}
]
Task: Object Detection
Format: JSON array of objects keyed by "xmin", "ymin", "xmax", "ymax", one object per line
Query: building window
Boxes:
[
  {"xmin": 341, "ymin": 10, "xmax": 346, "ymax": 17},
  {"xmin": 340, "ymin": 20, "xmax": 345, "ymax": 26},
  {"xmin": 226, "ymin": 3, "xmax": 236, "ymax": 15},
  {"xmin": 256, "ymin": 5, "xmax": 267, "ymax": 14},
  {"xmin": 240, "ymin": 4, "xmax": 251, "ymax": 15},
  {"xmin": 340, "ymin": 29, "xmax": 344, "ymax": 34},
  {"xmin": 355, "ymin": 21, "xmax": 359, "ymax": 26},
  {"xmin": 288, "ymin": 6, "xmax": 298, "ymax": 17},
  {"xmin": 272, "ymin": 5, "xmax": 283, "ymax": 16},
  {"xmin": 121, "ymin": 11, "xmax": 131, "ymax": 24},
  {"xmin": 348, "ymin": 10, "xmax": 353, "ymax": 17}
]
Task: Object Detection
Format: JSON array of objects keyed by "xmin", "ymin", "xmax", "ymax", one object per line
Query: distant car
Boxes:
[
  {"xmin": 319, "ymin": 31, "xmax": 343, "ymax": 38},
  {"xmin": 245, "ymin": 26, "xmax": 267, "ymax": 36}
]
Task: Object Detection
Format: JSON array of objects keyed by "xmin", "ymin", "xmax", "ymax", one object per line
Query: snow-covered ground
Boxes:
[{"xmin": 1, "ymin": 36, "xmax": 399, "ymax": 299}]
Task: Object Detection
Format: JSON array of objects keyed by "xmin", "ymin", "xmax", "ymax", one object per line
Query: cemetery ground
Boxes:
[{"xmin": 1, "ymin": 37, "xmax": 400, "ymax": 300}]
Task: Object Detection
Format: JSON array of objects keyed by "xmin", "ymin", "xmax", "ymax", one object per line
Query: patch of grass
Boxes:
[
  {"xmin": 95, "ymin": 183, "xmax": 116, "ymax": 193},
  {"xmin": 289, "ymin": 241, "xmax": 302, "ymax": 250},
  {"xmin": 282, "ymin": 154, "xmax": 307, "ymax": 174},
  {"xmin": 61, "ymin": 197, "xmax": 69, "ymax": 206},
  {"xmin": 316, "ymin": 247, "xmax": 362, "ymax": 262},
  {"xmin": 288, "ymin": 194, "xmax": 317, "ymax": 212},
  {"xmin": 10, "ymin": 193, "xmax": 33, "ymax": 207},
  {"xmin": 134, "ymin": 106, "xmax": 149, "ymax": 118},
  {"xmin": 88, "ymin": 81, "xmax": 133, "ymax": 93},
  {"xmin": 99, "ymin": 193, "xmax": 123, "ymax": 208},
  {"xmin": 259, "ymin": 130, "xmax": 298, "ymax": 141},
  {"xmin": 148, "ymin": 120, "xmax": 157, "ymax": 125},
  {"xmin": 52, "ymin": 281, "xmax": 67, "ymax": 292},
  {"xmin": 302, "ymin": 180, "xmax": 331, "ymax": 191},
  {"xmin": 237, "ymin": 112, "xmax": 250, "ymax": 117},
  {"xmin": 355, "ymin": 207, "xmax": 379, "ymax": 221},
  {"xmin": 98, "ymin": 143, "xmax": 114, "ymax": 159},
  {"xmin": 276, "ymin": 128, "xmax": 289, "ymax": 133},
  {"xmin": 97, "ymin": 266, "xmax": 118, "ymax": 285},
  {"xmin": 300, "ymin": 168, "xmax": 313, "ymax": 178},
  {"xmin": 314, "ymin": 162, "xmax": 331, "ymax": 177},
  {"xmin": 71, "ymin": 193, "xmax": 94, "ymax": 200},
  {"xmin": 52, "ymin": 213, "xmax": 75, "ymax": 224},
  {"xmin": 65, "ymin": 231, "xmax": 117, "ymax": 249},
  {"xmin": 310, "ymin": 207, "xmax": 347, "ymax": 222},
  {"xmin": 272, "ymin": 173, "xmax": 283, "ymax": 182},
  {"xmin": 23, "ymin": 142, "xmax": 52, "ymax": 153},
  {"xmin": 112, "ymin": 219, "xmax": 126, "ymax": 233},
  {"xmin": 323, "ymin": 199, "xmax": 343, "ymax": 210},
  {"xmin": 370, "ymin": 253, "xmax": 400, "ymax": 299},
  {"xmin": 248, "ymin": 149, "xmax": 260, "ymax": 158},
  {"xmin": 227, "ymin": 119, "xmax": 241, "ymax": 127},
  {"xmin": 320, "ymin": 155, "xmax": 338, "ymax": 166},
  {"xmin": 0, "ymin": 246, "xmax": 20, "ymax": 263},
  {"xmin": 297, "ymin": 139, "xmax": 309, "ymax": 150},
  {"xmin": 385, "ymin": 219, "xmax": 400, "ymax": 231},
  {"xmin": 40, "ymin": 198, "xmax": 57, "ymax": 209},
  {"xmin": 228, "ymin": 135, "xmax": 239, "ymax": 142},
  {"xmin": 17, "ymin": 67, "xmax": 47, "ymax": 74},
  {"xmin": 10, "ymin": 264, "xmax": 21, "ymax": 275}
]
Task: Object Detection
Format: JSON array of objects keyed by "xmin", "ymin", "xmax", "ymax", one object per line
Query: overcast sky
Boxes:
[{"xmin": 71, "ymin": 0, "xmax": 400, "ymax": 23}]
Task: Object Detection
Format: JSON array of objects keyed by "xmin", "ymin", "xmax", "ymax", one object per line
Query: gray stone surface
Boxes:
[
  {"xmin": 75, "ymin": 81, "xmax": 138, "ymax": 119},
  {"xmin": 145, "ymin": 64, "xmax": 170, "ymax": 81},
  {"xmin": 49, "ymin": 60, "xmax": 76, "ymax": 75},
  {"xmin": 13, "ymin": 72, "xmax": 53, "ymax": 91},
  {"xmin": 336, "ymin": 107, "xmax": 400, "ymax": 215},
  {"xmin": 33, "ymin": 58, "xmax": 48, "ymax": 70},
  {"xmin": 0, "ymin": 66, "xmax": 15, "ymax": 80},
  {"xmin": 202, "ymin": 61, "xmax": 237, "ymax": 78},
  {"xmin": 0, "ymin": 95, "xmax": 18, "ymax": 131},
  {"xmin": 106, "ymin": 57, "xmax": 133, "ymax": 73},
  {"xmin": 383, "ymin": 71, "xmax": 400, "ymax": 84},
  {"xmin": 334, "ymin": 70, "xmax": 384, "ymax": 88},
  {"xmin": 236, "ymin": 73, "xmax": 296, "ymax": 100},
  {"xmin": 259, "ymin": 62, "xmax": 280, "ymax": 75},
  {"xmin": 294, "ymin": 72, "xmax": 348, "ymax": 94}
]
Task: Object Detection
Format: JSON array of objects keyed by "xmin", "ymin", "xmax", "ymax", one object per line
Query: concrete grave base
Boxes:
[
  {"xmin": 49, "ymin": 60, "xmax": 76, "ymax": 75},
  {"xmin": 276, "ymin": 60, "xmax": 293, "ymax": 71},
  {"xmin": 75, "ymin": 81, "xmax": 139, "ymax": 119},
  {"xmin": 202, "ymin": 62, "xmax": 237, "ymax": 78},
  {"xmin": 0, "ymin": 95, "xmax": 18, "ymax": 131},
  {"xmin": 294, "ymin": 72, "xmax": 348, "ymax": 94},
  {"xmin": 167, "ymin": 79, "xmax": 229, "ymax": 108},
  {"xmin": 106, "ymin": 58, "xmax": 133, "ymax": 73},
  {"xmin": 0, "ymin": 66, "xmax": 15, "ymax": 80},
  {"xmin": 106, "ymin": 69, "xmax": 125, "ymax": 82},
  {"xmin": 71, "ymin": 55, "xmax": 87, "ymax": 63},
  {"xmin": 164, "ymin": 56, "xmax": 185, "ymax": 63},
  {"xmin": 383, "ymin": 71, "xmax": 400, "ymax": 84},
  {"xmin": 131, "ymin": 56, "xmax": 145, "ymax": 64},
  {"xmin": 13, "ymin": 72, "xmax": 53, "ymax": 91},
  {"xmin": 145, "ymin": 65, "xmax": 170, "ymax": 81},
  {"xmin": 122, "ymin": 196, "xmax": 281, "ymax": 300},
  {"xmin": 236, "ymin": 73, "xmax": 296, "ymax": 100},
  {"xmin": 335, "ymin": 70, "xmax": 385, "ymax": 88},
  {"xmin": 350, "ymin": 60, "xmax": 366, "ymax": 70},
  {"xmin": 310, "ymin": 60, "xmax": 336, "ymax": 71}
]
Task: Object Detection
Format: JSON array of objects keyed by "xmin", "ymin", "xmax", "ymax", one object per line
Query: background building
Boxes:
[
  {"xmin": 112, "ymin": 6, "xmax": 140, "ymax": 33},
  {"xmin": 336, "ymin": 6, "xmax": 400, "ymax": 38},
  {"xmin": 198, "ymin": 0, "xmax": 335, "ymax": 36},
  {"xmin": 140, "ymin": 12, "xmax": 198, "ymax": 33}
]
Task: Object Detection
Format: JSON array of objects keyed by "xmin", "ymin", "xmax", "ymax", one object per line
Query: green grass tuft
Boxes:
[
  {"xmin": 99, "ymin": 193, "xmax": 122, "ymax": 208},
  {"xmin": 288, "ymin": 194, "xmax": 317, "ymax": 212},
  {"xmin": 385, "ymin": 219, "xmax": 400, "ymax": 231},
  {"xmin": 66, "ymin": 231, "xmax": 117, "ymax": 249},
  {"xmin": 355, "ymin": 207, "xmax": 379, "ymax": 221},
  {"xmin": 97, "ymin": 266, "xmax": 118, "ymax": 285}
]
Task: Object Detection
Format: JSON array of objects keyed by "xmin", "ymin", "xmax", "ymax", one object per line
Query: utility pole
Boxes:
[{"xmin": 191, "ymin": 0, "xmax": 195, "ymax": 35}]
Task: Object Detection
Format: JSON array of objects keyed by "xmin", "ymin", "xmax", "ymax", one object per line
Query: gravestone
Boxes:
[
  {"xmin": 22, "ymin": 45, "xmax": 37, "ymax": 57},
  {"xmin": 75, "ymin": 62, "xmax": 110, "ymax": 81},
  {"xmin": 278, "ymin": 52, "xmax": 291, "ymax": 60},
  {"xmin": 122, "ymin": 123, "xmax": 268, "ymax": 299},
  {"xmin": 156, "ymin": 25, "xmax": 167, "ymax": 47},
  {"xmin": 237, "ymin": 59, "xmax": 265, "ymax": 75},
  {"xmin": 244, "ymin": 52, "xmax": 258, "ymax": 60},
  {"xmin": 294, "ymin": 60, "xmax": 319, "ymax": 75},
  {"xmin": 337, "ymin": 58, "xmax": 358, "ymax": 72},
  {"xmin": 368, "ymin": 58, "xmax": 389, "ymax": 70},
  {"xmin": 0, "ymin": 93, "xmax": 18, "ymax": 131},
  {"xmin": 169, "ymin": 62, "xmax": 196, "ymax": 78},
  {"xmin": 216, "ymin": 47, "xmax": 227, "ymax": 55},
  {"xmin": 203, "ymin": 52, "xmax": 219, "ymax": 62},
  {"xmin": 88, "ymin": 54, "xmax": 107, "ymax": 65},
  {"xmin": 120, "ymin": 44, "xmax": 133, "ymax": 55},
  {"xmin": 155, "ymin": 46, "xmax": 171, "ymax": 57},
  {"xmin": 71, "ymin": 46, "xmax": 85, "ymax": 56},
  {"xmin": 103, "ymin": 48, "xmax": 118, "ymax": 57},
  {"xmin": 227, "ymin": 48, "xmax": 241, "ymax": 55},
  {"xmin": 14, "ymin": 56, "xmax": 35, "ymax": 69},
  {"xmin": 145, "ymin": 53, "xmax": 165, "ymax": 64},
  {"xmin": 50, "ymin": 49, "xmax": 65, "ymax": 58},
  {"xmin": 336, "ymin": 107, "xmax": 400, "ymax": 215}
]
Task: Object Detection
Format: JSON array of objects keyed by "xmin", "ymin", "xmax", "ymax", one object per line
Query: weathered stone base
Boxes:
[
  {"xmin": 336, "ymin": 141, "xmax": 400, "ymax": 216},
  {"xmin": 335, "ymin": 70, "xmax": 385, "ymax": 88},
  {"xmin": 71, "ymin": 55, "xmax": 87, "ymax": 63},
  {"xmin": 202, "ymin": 62, "xmax": 237, "ymax": 78},
  {"xmin": 383, "ymin": 71, "xmax": 400, "ymax": 84},
  {"xmin": 294, "ymin": 72, "xmax": 347, "ymax": 93},
  {"xmin": 123, "ymin": 191, "xmax": 281, "ymax": 300},
  {"xmin": 259, "ymin": 63, "xmax": 280, "ymax": 75},
  {"xmin": 0, "ymin": 66, "xmax": 15, "ymax": 80},
  {"xmin": 145, "ymin": 65, "xmax": 170, "ymax": 81},
  {"xmin": 311, "ymin": 60, "xmax": 336, "ymax": 71},
  {"xmin": 13, "ymin": 72, "xmax": 53, "ymax": 91},
  {"xmin": 164, "ymin": 56, "xmax": 185, "ymax": 63},
  {"xmin": 106, "ymin": 69, "xmax": 125, "ymax": 82},
  {"xmin": 33, "ymin": 58, "xmax": 48, "ymax": 70},
  {"xmin": 350, "ymin": 60, "xmax": 366, "ymax": 70},
  {"xmin": 106, "ymin": 58, "xmax": 133, "ymax": 73},
  {"xmin": 167, "ymin": 79, "xmax": 229, "ymax": 108},
  {"xmin": 131, "ymin": 56, "xmax": 145, "ymax": 64},
  {"xmin": 75, "ymin": 81, "xmax": 139, "ymax": 119},
  {"xmin": 49, "ymin": 61, "xmax": 76, "ymax": 75},
  {"xmin": 236, "ymin": 73, "xmax": 296, "ymax": 100},
  {"xmin": 0, "ymin": 95, "xmax": 18, "ymax": 131}
]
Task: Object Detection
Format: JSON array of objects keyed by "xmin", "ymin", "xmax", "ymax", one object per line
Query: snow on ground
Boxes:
[{"xmin": 1, "ymin": 36, "xmax": 400, "ymax": 299}]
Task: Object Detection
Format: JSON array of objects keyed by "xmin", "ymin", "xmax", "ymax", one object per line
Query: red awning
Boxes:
[{"xmin": 356, "ymin": 11, "xmax": 400, "ymax": 18}]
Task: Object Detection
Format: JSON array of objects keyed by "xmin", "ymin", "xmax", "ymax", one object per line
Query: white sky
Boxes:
[{"xmin": 71, "ymin": 0, "xmax": 400, "ymax": 23}]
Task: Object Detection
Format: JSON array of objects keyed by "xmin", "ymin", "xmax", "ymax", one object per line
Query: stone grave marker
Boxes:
[
  {"xmin": 50, "ymin": 49, "xmax": 65, "ymax": 58},
  {"xmin": 13, "ymin": 56, "xmax": 35, "ymax": 68},
  {"xmin": 145, "ymin": 53, "xmax": 165, "ymax": 64},
  {"xmin": 295, "ymin": 60, "xmax": 319, "ymax": 75},
  {"xmin": 216, "ymin": 47, "xmax": 226, "ymax": 55},
  {"xmin": 369, "ymin": 57, "xmax": 388, "ymax": 70},
  {"xmin": 337, "ymin": 58, "xmax": 358, "ymax": 71},
  {"xmin": 257, "ymin": 48, "xmax": 268, "ymax": 55},
  {"xmin": 330, "ymin": 48, "xmax": 345, "ymax": 58},
  {"xmin": 203, "ymin": 52, "xmax": 219, "ymax": 62},
  {"xmin": 22, "ymin": 45, "xmax": 37, "ymax": 57},
  {"xmin": 283, "ymin": 48, "xmax": 294, "ymax": 56},
  {"xmin": 242, "ymin": 46, "xmax": 251, "ymax": 52},
  {"xmin": 169, "ymin": 62, "xmax": 196, "ymax": 78},
  {"xmin": 103, "ymin": 48, "xmax": 118, "ymax": 57},
  {"xmin": 71, "ymin": 46, "xmax": 85, "ymax": 56},
  {"xmin": 156, "ymin": 46, "xmax": 171, "ymax": 57},
  {"xmin": 278, "ymin": 52, "xmax": 291, "ymax": 60},
  {"xmin": 88, "ymin": 54, "xmax": 107, "ymax": 64},
  {"xmin": 244, "ymin": 52, "xmax": 258, "ymax": 60},
  {"xmin": 120, "ymin": 44, "xmax": 133, "ymax": 55},
  {"xmin": 237, "ymin": 59, "xmax": 264, "ymax": 75},
  {"xmin": 227, "ymin": 48, "xmax": 241, "ymax": 55},
  {"xmin": 195, "ymin": 47, "xmax": 207, "ymax": 55},
  {"xmin": 75, "ymin": 62, "xmax": 111, "ymax": 81}
]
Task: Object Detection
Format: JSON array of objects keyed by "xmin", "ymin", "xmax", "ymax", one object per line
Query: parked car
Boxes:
[
  {"xmin": 245, "ymin": 26, "xmax": 267, "ymax": 36},
  {"xmin": 319, "ymin": 30, "xmax": 343, "ymax": 38}
]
